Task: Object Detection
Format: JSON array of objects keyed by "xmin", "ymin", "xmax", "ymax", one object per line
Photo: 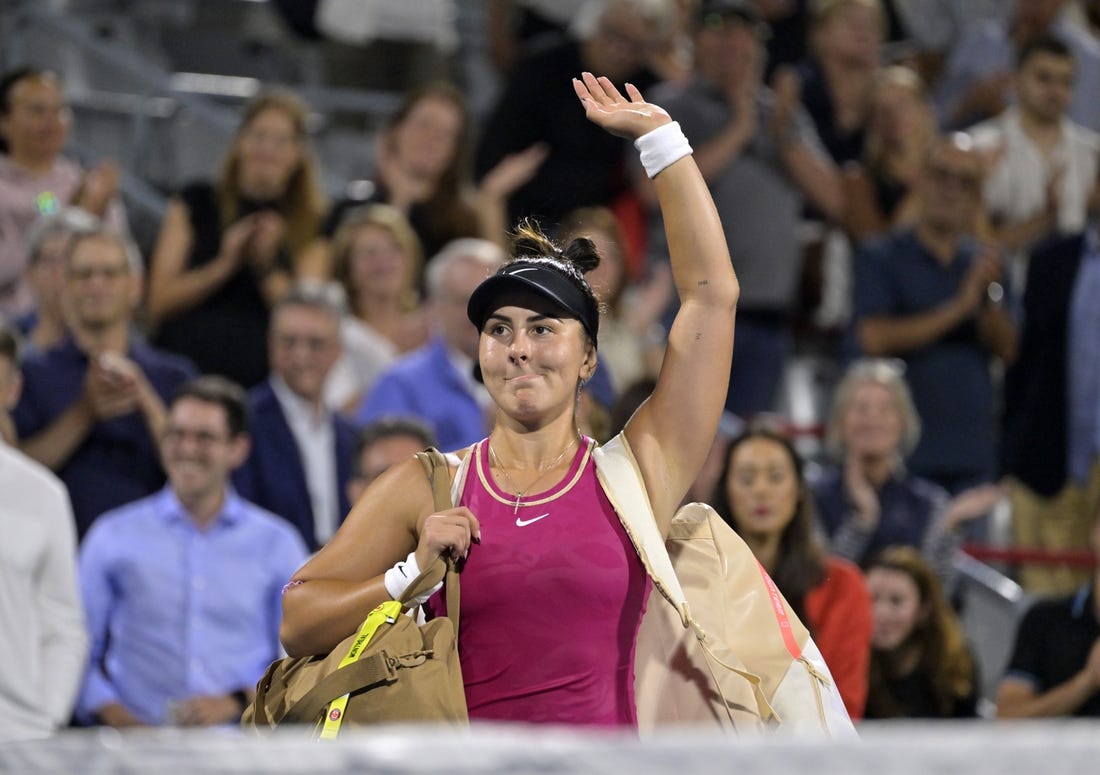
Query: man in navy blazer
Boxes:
[
  {"xmin": 1003, "ymin": 224, "xmax": 1100, "ymax": 593},
  {"xmin": 233, "ymin": 285, "xmax": 355, "ymax": 551}
]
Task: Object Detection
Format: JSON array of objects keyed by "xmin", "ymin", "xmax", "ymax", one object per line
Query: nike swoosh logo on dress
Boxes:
[{"xmin": 515, "ymin": 512, "xmax": 551, "ymax": 527}]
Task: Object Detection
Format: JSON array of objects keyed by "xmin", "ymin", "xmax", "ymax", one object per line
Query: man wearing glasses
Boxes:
[
  {"xmin": 233, "ymin": 284, "xmax": 356, "ymax": 550},
  {"xmin": 76, "ymin": 375, "xmax": 307, "ymax": 728},
  {"xmin": 12, "ymin": 227, "xmax": 196, "ymax": 538}
]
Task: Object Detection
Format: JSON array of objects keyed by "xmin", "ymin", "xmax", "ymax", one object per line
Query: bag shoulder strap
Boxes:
[
  {"xmin": 448, "ymin": 447, "xmax": 472, "ymax": 505},
  {"xmin": 414, "ymin": 448, "xmax": 461, "ymax": 629},
  {"xmin": 593, "ymin": 433, "xmax": 757, "ymax": 726},
  {"xmin": 281, "ymin": 651, "xmax": 396, "ymax": 726},
  {"xmin": 592, "ymin": 433, "xmax": 691, "ymax": 626}
]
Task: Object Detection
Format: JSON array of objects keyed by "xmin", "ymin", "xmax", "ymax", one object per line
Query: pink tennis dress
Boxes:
[{"xmin": 425, "ymin": 437, "xmax": 651, "ymax": 726}]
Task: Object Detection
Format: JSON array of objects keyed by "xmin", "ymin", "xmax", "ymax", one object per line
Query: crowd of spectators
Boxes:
[{"xmin": 2, "ymin": 0, "xmax": 1099, "ymax": 740}]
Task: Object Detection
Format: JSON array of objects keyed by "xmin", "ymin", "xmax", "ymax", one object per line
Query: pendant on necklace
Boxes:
[{"xmin": 490, "ymin": 438, "xmax": 578, "ymax": 518}]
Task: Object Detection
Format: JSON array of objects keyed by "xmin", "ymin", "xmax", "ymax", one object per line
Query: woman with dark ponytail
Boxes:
[{"xmin": 281, "ymin": 73, "xmax": 740, "ymax": 727}]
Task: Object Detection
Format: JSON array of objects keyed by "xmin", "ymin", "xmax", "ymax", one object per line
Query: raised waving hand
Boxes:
[{"xmin": 572, "ymin": 73, "xmax": 671, "ymax": 141}]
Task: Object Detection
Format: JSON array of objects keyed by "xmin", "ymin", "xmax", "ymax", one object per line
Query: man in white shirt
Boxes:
[
  {"xmin": 0, "ymin": 323, "xmax": 87, "ymax": 741},
  {"xmin": 969, "ymin": 34, "xmax": 1100, "ymax": 296},
  {"xmin": 233, "ymin": 284, "xmax": 356, "ymax": 550}
]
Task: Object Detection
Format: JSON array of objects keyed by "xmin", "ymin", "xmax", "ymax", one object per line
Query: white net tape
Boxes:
[{"xmin": 3, "ymin": 721, "xmax": 1099, "ymax": 775}]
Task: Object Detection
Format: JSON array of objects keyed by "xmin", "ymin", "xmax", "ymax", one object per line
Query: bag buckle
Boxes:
[{"xmin": 384, "ymin": 650, "xmax": 434, "ymax": 673}]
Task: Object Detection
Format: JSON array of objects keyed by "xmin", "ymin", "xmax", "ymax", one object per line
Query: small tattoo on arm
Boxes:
[
  {"xmin": 698, "ymin": 279, "xmax": 709, "ymax": 286},
  {"xmin": 695, "ymin": 332, "xmax": 703, "ymax": 341}
]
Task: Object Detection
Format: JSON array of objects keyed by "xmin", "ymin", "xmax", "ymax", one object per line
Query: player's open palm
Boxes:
[{"xmin": 573, "ymin": 72, "xmax": 670, "ymax": 141}]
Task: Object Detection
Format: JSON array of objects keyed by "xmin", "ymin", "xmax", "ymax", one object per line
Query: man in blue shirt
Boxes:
[
  {"xmin": 77, "ymin": 376, "xmax": 308, "ymax": 727},
  {"xmin": 13, "ymin": 227, "xmax": 195, "ymax": 538},
  {"xmin": 853, "ymin": 133, "xmax": 1017, "ymax": 496}
]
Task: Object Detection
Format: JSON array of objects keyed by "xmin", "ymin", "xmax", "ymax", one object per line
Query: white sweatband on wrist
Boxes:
[
  {"xmin": 635, "ymin": 121, "xmax": 693, "ymax": 179},
  {"xmin": 383, "ymin": 550, "xmax": 443, "ymax": 605}
]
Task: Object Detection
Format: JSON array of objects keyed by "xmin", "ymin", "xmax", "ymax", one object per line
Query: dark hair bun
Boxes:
[{"xmin": 561, "ymin": 237, "xmax": 600, "ymax": 275}]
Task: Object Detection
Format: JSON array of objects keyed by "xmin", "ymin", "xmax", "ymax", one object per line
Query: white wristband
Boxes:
[
  {"xmin": 635, "ymin": 121, "xmax": 692, "ymax": 179},
  {"xmin": 383, "ymin": 550, "xmax": 443, "ymax": 605}
]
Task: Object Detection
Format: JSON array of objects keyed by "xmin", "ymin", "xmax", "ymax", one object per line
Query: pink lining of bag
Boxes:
[{"xmin": 756, "ymin": 562, "xmax": 803, "ymax": 660}]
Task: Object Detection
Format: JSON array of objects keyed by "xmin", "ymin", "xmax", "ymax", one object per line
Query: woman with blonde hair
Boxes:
[
  {"xmin": 331, "ymin": 204, "xmax": 428, "ymax": 352},
  {"xmin": 812, "ymin": 358, "xmax": 1001, "ymax": 581},
  {"xmin": 148, "ymin": 90, "xmax": 327, "ymax": 387},
  {"xmin": 323, "ymin": 204, "xmax": 430, "ymax": 411},
  {"xmin": 865, "ymin": 546, "xmax": 978, "ymax": 718}
]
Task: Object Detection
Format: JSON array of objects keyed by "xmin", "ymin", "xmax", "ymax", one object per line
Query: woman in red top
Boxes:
[{"xmin": 713, "ymin": 424, "xmax": 873, "ymax": 719}]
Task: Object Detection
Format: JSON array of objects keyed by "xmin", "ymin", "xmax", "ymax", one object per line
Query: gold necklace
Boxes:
[{"xmin": 488, "ymin": 438, "xmax": 579, "ymax": 516}]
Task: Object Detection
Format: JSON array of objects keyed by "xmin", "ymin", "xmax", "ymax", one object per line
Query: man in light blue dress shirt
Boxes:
[{"xmin": 76, "ymin": 376, "xmax": 308, "ymax": 727}]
